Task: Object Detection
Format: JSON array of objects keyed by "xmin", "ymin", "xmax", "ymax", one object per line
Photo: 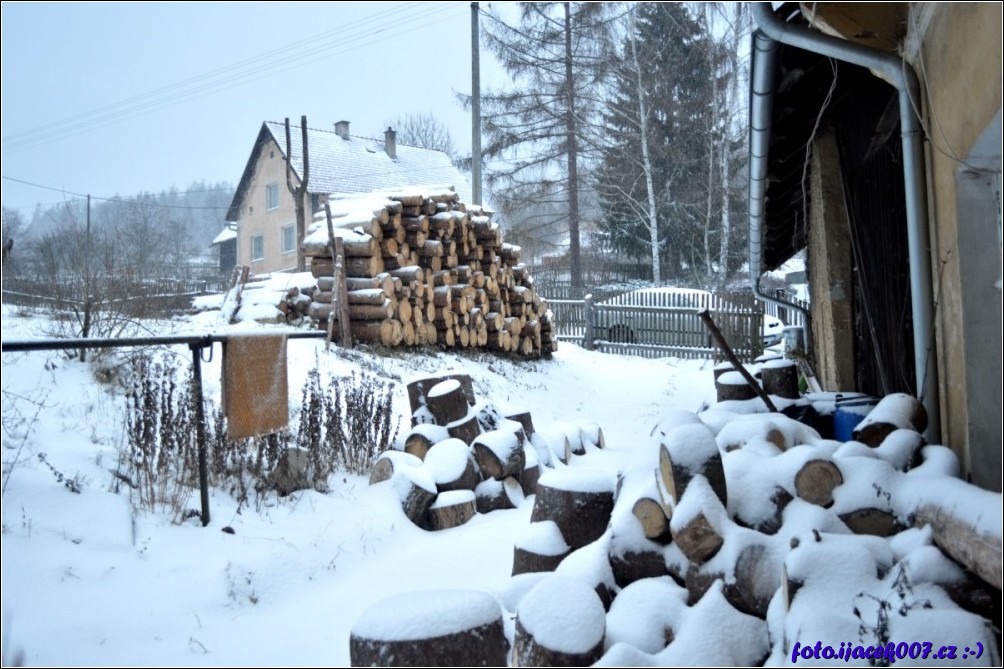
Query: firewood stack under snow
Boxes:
[
  {"xmin": 354, "ymin": 368, "xmax": 1001, "ymax": 667},
  {"xmin": 302, "ymin": 188, "xmax": 557, "ymax": 356}
]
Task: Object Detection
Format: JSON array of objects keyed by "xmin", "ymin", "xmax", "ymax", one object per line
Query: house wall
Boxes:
[
  {"xmin": 235, "ymin": 137, "xmax": 301, "ymax": 275},
  {"xmin": 911, "ymin": 3, "xmax": 1002, "ymax": 491}
]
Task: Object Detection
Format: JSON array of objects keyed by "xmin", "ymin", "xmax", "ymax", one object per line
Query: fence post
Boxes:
[{"xmin": 584, "ymin": 293, "xmax": 594, "ymax": 350}]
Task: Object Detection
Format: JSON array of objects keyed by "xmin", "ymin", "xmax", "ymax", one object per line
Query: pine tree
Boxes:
[{"xmin": 475, "ymin": 2, "xmax": 618, "ymax": 293}]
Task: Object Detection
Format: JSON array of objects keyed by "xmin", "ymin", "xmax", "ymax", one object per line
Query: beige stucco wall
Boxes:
[
  {"xmin": 235, "ymin": 138, "xmax": 301, "ymax": 275},
  {"xmin": 911, "ymin": 3, "xmax": 1002, "ymax": 483}
]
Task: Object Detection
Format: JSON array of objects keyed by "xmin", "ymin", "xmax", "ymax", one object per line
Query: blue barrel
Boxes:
[{"xmin": 833, "ymin": 394, "xmax": 878, "ymax": 441}]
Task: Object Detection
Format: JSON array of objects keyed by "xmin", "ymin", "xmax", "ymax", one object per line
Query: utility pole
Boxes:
[
  {"xmin": 471, "ymin": 2, "xmax": 482, "ymax": 205},
  {"xmin": 285, "ymin": 116, "xmax": 310, "ymax": 272}
]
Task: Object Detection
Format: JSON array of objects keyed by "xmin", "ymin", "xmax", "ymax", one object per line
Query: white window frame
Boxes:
[
  {"xmin": 251, "ymin": 234, "xmax": 264, "ymax": 262},
  {"xmin": 281, "ymin": 225, "xmax": 296, "ymax": 255},
  {"xmin": 266, "ymin": 183, "xmax": 280, "ymax": 211}
]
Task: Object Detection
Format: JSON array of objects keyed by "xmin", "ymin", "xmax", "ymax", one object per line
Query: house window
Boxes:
[
  {"xmin": 266, "ymin": 183, "xmax": 280, "ymax": 211},
  {"xmin": 281, "ymin": 225, "xmax": 295, "ymax": 255},
  {"xmin": 251, "ymin": 234, "xmax": 264, "ymax": 262}
]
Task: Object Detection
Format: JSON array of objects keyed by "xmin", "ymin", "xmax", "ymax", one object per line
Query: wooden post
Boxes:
[{"xmin": 584, "ymin": 293, "xmax": 594, "ymax": 350}]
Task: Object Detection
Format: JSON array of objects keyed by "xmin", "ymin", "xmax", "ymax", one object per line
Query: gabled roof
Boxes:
[{"xmin": 227, "ymin": 121, "xmax": 471, "ymax": 221}]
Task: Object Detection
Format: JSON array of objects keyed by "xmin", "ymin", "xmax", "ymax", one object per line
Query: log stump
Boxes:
[
  {"xmin": 513, "ymin": 576, "xmax": 606, "ymax": 667},
  {"xmin": 402, "ymin": 424, "xmax": 450, "ymax": 461},
  {"xmin": 428, "ymin": 490, "xmax": 478, "ymax": 531},
  {"xmin": 512, "ymin": 520, "xmax": 571, "ymax": 576},
  {"xmin": 406, "ymin": 373, "xmax": 476, "ymax": 416},
  {"xmin": 658, "ymin": 423, "xmax": 728, "ymax": 509},
  {"xmin": 530, "ymin": 469, "xmax": 616, "ymax": 551},
  {"xmin": 370, "ymin": 450, "xmax": 423, "ymax": 485},
  {"xmin": 424, "ymin": 438, "xmax": 482, "ymax": 493},
  {"xmin": 793, "ymin": 459, "xmax": 843, "ymax": 508},
  {"xmin": 447, "ymin": 413, "xmax": 481, "ymax": 445},
  {"xmin": 349, "ymin": 589, "xmax": 506, "ymax": 667},
  {"xmin": 715, "ymin": 370, "xmax": 757, "ymax": 402},
  {"xmin": 852, "ymin": 392, "xmax": 927, "ymax": 446},
  {"xmin": 427, "ymin": 379, "xmax": 470, "ymax": 426},
  {"xmin": 475, "ymin": 477, "xmax": 525, "ymax": 514},
  {"xmin": 472, "ymin": 430, "xmax": 524, "ymax": 481},
  {"xmin": 760, "ymin": 359, "xmax": 800, "ymax": 399},
  {"xmin": 391, "ymin": 468, "xmax": 438, "ymax": 529}
]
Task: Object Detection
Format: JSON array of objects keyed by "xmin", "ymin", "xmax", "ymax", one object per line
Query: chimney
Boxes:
[
  {"xmin": 384, "ymin": 127, "xmax": 397, "ymax": 160},
  {"xmin": 334, "ymin": 120, "xmax": 350, "ymax": 140}
]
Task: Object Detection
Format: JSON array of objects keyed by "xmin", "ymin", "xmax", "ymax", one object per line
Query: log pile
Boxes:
[
  {"xmin": 367, "ymin": 371, "xmax": 605, "ymax": 532},
  {"xmin": 350, "ymin": 375, "xmax": 1001, "ymax": 665},
  {"xmin": 303, "ymin": 189, "xmax": 557, "ymax": 357}
]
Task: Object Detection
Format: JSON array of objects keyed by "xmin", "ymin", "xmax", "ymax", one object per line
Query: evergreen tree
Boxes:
[{"xmin": 595, "ymin": 3, "xmax": 718, "ymax": 284}]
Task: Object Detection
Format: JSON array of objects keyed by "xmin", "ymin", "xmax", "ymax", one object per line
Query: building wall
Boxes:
[
  {"xmin": 911, "ymin": 3, "xmax": 1002, "ymax": 490},
  {"xmin": 235, "ymin": 137, "xmax": 301, "ymax": 275}
]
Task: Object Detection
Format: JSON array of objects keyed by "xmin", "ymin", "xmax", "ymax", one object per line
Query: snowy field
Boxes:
[
  {"xmin": 3, "ymin": 303, "xmax": 1000, "ymax": 667},
  {"xmin": 1, "ymin": 305, "xmax": 718, "ymax": 666}
]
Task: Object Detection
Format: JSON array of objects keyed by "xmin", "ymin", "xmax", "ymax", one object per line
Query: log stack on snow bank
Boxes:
[
  {"xmin": 366, "ymin": 371, "xmax": 606, "ymax": 532},
  {"xmin": 348, "ymin": 374, "xmax": 1001, "ymax": 666},
  {"xmin": 303, "ymin": 188, "xmax": 557, "ymax": 356}
]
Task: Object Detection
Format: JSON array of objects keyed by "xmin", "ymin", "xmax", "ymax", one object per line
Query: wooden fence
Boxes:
[{"xmin": 544, "ymin": 290, "xmax": 767, "ymax": 362}]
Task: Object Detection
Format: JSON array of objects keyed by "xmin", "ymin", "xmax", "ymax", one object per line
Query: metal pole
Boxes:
[
  {"xmin": 190, "ymin": 342, "xmax": 211, "ymax": 527},
  {"xmin": 471, "ymin": 1, "xmax": 482, "ymax": 204}
]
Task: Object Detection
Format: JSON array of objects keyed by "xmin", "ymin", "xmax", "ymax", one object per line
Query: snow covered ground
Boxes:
[
  {"xmin": 1, "ymin": 305, "xmax": 716, "ymax": 666},
  {"xmin": 3, "ymin": 304, "xmax": 999, "ymax": 667}
]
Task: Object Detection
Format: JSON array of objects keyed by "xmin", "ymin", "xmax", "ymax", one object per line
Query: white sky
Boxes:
[{"xmin": 0, "ymin": 1, "xmax": 508, "ymax": 219}]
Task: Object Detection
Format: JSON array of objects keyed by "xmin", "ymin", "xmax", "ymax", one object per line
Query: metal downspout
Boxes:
[
  {"xmin": 751, "ymin": 3, "xmax": 940, "ymax": 440},
  {"xmin": 748, "ymin": 31, "xmax": 812, "ymax": 357}
]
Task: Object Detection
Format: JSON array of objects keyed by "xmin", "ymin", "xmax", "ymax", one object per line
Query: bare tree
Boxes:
[{"xmin": 386, "ymin": 112, "xmax": 461, "ymax": 166}]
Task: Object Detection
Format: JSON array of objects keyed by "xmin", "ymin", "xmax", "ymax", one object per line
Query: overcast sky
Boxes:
[{"xmin": 1, "ymin": 1, "xmax": 506, "ymax": 220}]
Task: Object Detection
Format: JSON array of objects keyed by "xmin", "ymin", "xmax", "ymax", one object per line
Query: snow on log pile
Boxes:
[
  {"xmin": 366, "ymin": 370, "xmax": 604, "ymax": 533},
  {"xmin": 351, "ymin": 363, "xmax": 1001, "ymax": 666},
  {"xmin": 303, "ymin": 188, "xmax": 557, "ymax": 356}
]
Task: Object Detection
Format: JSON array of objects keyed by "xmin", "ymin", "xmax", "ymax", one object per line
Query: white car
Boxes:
[{"xmin": 762, "ymin": 313, "xmax": 785, "ymax": 347}]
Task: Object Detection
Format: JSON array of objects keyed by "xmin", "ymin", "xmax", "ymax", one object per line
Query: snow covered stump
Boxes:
[
  {"xmin": 530, "ymin": 468, "xmax": 616, "ymax": 551},
  {"xmin": 513, "ymin": 576, "xmax": 606, "ymax": 667},
  {"xmin": 349, "ymin": 589, "xmax": 506, "ymax": 667}
]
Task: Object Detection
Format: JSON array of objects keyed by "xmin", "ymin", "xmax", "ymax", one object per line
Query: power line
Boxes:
[
  {"xmin": 1, "ymin": 3, "xmax": 462, "ymax": 154},
  {"xmin": 2, "ymin": 175, "xmax": 232, "ymax": 211}
]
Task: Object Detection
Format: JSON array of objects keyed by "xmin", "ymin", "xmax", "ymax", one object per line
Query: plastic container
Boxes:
[{"xmin": 833, "ymin": 394, "xmax": 878, "ymax": 442}]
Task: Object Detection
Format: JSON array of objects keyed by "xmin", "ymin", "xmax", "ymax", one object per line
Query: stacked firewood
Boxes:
[
  {"xmin": 302, "ymin": 189, "xmax": 557, "ymax": 356},
  {"xmin": 367, "ymin": 371, "xmax": 604, "ymax": 532}
]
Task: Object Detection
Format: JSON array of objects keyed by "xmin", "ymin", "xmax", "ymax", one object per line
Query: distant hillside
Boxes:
[{"xmin": 23, "ymin": 180, "xmax": 235, "ymax": 258}]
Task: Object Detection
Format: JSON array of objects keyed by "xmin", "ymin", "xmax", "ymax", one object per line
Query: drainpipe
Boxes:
[
  {"xmin": 748, "ymin": 31, "xmax": 812, "ymax": 357},
  {"xmin": 750, "ymin": 3, "xmax": 940, "ymax": 441}
]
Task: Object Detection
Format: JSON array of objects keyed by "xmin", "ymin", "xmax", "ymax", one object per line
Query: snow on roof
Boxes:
[
  {"xmin": 270, "ymin": 122, "xmax": 469, "ymax": 201},
  {"xmin": 212, "ymin": 226, "xmax": 237, "ymax": 245}
]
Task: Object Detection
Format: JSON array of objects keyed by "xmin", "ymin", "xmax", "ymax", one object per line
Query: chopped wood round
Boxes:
[
  {"xmin": 852, "ymin": 392, "xmax": 927, "ymax": 446},
  {"xmin": 530, "ymin": 471, "xmax": 615, "ymax": 551},
  {"xmin": 760, "ymin": 359, "xmax": 800, "ymax": 399},
  {"xmin": 513, "ymin": 576, "xmax": 605, "ymax": 667},
  {"xmin": 402, "ymin": 424, "xmax": 449, "ymax": 460},
  {"xmin": 838, "ymin": 508, "xmax": 902, "ymax": 537},
  {"xmin": 392, "ymin": 468, "xmax": 438, "ymax": 529},
  {"xmin": 475, "ymin": 477, "xmax": 525, "ymax": 514},
  {"xmin": 715, "ymin": 370, "xmax": 758, "ymax": 402},
  {"xmin": 512, "ymin": 520, "xmax": 571, "ymax": 576},
  {"xmin": 672, "ymin": 511, "xmax": 724, "ymax": 565},
  {"xmin": 428, "ymin": 490, "xmax": 478, "ymax": 530},
  {"xmin": 369, "ymin": 450, "xmax": 423, "ymax": 485},
  {"xmin": 472, "ymin": 430, "xmax": 525, "ymax": 481},
  {"xmin": 609, "ymin": 546, "xmax": 670, "ymax": 589},
  {"xmin": 793, "ymin": 459, "xmax": 843, "ymax": 507},
  {"xmin": 632, "ymin": 497, "xmax": 671, "ymax": 544},
  {"xmin": 406, "ymin": 373, "xmax": 476, "ymax": 416},
  {"xmin": 658, "ymin": 424, "xmax": 728, "ymax": 509},
  {"xmin": 427, "ymin": 379, "xmax": 470, "ymax": 425},
  {"xmin": 424, "ymin": 439, "xmax": 482, "ymax": 493},
  {"xmin": 349, "ymin": 589, "xmax": 506, "ymax": 667}
]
